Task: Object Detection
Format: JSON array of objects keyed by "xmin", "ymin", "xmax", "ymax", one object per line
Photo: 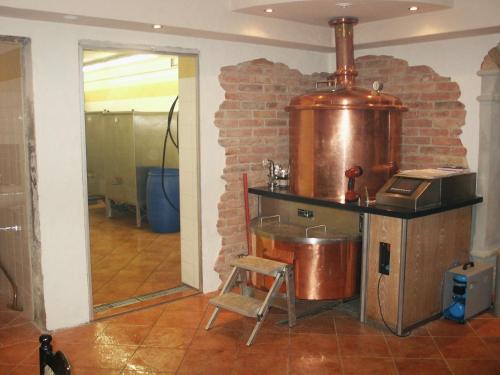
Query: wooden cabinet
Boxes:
[{"xmin": 363, "ymin": 207, "xmax": 472, "ymax": 334}]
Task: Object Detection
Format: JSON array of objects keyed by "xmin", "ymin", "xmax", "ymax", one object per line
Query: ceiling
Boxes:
[{"xmin": 232, "ymin": 0, "xmax": 453, "ymax": 26}]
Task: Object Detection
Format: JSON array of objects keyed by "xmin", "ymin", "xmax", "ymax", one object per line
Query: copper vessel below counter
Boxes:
[{"xmin": 251, "ymin": 218, "xmax": 361, "ymax": 300}]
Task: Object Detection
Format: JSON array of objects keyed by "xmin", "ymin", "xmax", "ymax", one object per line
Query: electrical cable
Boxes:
[
  {"xmin": 160, "ymin": 96, "xmax": 179, "ymax": 212},
  {"xmin": 377, "ymin": 273, "xmax": 411, "ymax": 337}
]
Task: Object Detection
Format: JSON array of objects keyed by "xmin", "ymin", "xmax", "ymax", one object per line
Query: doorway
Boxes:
[{"xmin": 80, "ymin": 46, "xmax": 201, "ymax": 315}]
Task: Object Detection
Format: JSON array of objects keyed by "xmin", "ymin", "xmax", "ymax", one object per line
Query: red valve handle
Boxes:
[{"xmin": 345, "ymin": 166, "xmax": 363, "ymax": 202}]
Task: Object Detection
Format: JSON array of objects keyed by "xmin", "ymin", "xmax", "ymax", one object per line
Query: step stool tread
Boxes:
[
  {"xmin": 209, "ymin": 292, "xmax": 262, "ymax": 318},
  {"xmin": 231, "ymin": 255, "xmax": 287, "ymax": 276}
]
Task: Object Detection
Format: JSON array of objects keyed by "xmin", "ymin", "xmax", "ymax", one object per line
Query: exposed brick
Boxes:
[
  {"xmin": 420, "ymin": 92, "xmax": 453, "ymax": 101},
  {"xmin": 432, "ymin": 137, "xmax": 463, "ymax": 146},
  {"xmin": 238, "ymin": 84, "xmax": 263, "ymax": 92},
  {"xmin": 215, "ymin": 56, "xmax": 467, "ymax": 285},
  {"xmin": 239, "ymin": 119, "xmax": 264, "ymax": 127},
  {"xmin": 253, "ymin": 110, "xmax": 276, "ymax": 119},
  {"xmin": 403, "ymin": 136, "xmax": 431, "ymax": 145},
  {"xmin": 253, "ymin": 128, "xmax": 278, "ymax": 136},
  {"xmin": 419, "ymin": 128, "xmax": 448, "ymax": 137},
  {"xmin": 265, "ymin": 119, "xmax": 287, "ymax": 127}
]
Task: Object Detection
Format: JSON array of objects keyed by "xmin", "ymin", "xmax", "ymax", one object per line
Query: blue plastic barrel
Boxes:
[{"xmin": 146, "ymin": 168, "xmax": 180, "ymax": 233}]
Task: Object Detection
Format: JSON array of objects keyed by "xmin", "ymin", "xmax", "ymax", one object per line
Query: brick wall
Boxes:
[
  {"xmin": 214, "ymin": 58, "xmax": 326, "ymax": 280},
  {"xmin": 214, "ymin": 56, "xmax": 467, "ymax": 282},
  {"xmin": 356, "ymin": 55, "xmax": 467, "ymax": 169}
]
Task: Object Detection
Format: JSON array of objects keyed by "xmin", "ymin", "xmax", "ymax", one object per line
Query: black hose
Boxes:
[
  {"xmin": 377, "ymin": 274, "xmax": 411, "ymax": 337},
  {"xmin": 160, "ymin": 96, "xmax": 179, "ymax": 212}
]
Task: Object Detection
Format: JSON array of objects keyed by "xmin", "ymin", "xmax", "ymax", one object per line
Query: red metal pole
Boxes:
[{"xmin": 243, "ymin": 173, "xmax": 252, "ymax": 254}]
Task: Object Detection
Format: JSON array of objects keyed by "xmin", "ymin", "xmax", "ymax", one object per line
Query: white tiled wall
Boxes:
[{"xmin": 0, "ymin": 46, "xmax": 33, "ymax": 319}]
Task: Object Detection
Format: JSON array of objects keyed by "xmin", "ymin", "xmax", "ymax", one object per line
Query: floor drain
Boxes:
[{"xmin": 93, "ymin": 284, "xmax": 193, "ymax": 313}]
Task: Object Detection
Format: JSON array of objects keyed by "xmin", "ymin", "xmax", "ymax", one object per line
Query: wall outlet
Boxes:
[
  {"xmin": 379, "ymin": 242, "xmax": 390, "ymax": 275},
  {"xmin": 298, "ymin": 208, "xmax": 314, "ymax": 218}
]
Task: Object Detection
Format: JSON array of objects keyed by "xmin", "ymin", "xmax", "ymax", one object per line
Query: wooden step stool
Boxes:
[{"xmin": 205, "ymin": 255, "xmax": 296, "ymax": 346}]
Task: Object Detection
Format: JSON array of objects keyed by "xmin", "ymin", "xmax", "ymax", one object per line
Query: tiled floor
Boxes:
[
  {"xmin": 89, "ymin": 203, "xmax": 181, "ymax": 307},
  {"xmin": 0, "ymin": 293, "xmax": 499, "ymax": 374}
]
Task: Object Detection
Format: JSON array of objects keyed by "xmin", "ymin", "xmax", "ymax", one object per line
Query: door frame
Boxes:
[{"xmin": 78, "ymin": 40, "xmax": 202, "ymax": 318}]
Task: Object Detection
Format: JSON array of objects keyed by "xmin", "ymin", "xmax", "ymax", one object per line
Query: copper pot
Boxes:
[
  {"xmin": 286, "ymin": 17, "xmax": 406, "ymax": 200},
  {"xmin": 251, "ymin": 220, "xmax": 361, "ymax": 300}
]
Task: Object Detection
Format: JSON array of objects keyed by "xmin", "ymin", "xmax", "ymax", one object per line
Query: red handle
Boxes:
[{"xmin": 345, "ymin": 166, "xmax": 363, "ymax": 202}]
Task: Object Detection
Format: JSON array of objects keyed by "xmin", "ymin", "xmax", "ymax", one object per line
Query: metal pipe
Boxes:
[
  {"xmin": 328, "ymin": 17, "xmax": 358, "ymax": 87},
  {"xmin": 0, "ymin": 224, "xmax": 23, "ymax": 311},
  {"xmin": 0, "ymin": 261, "xmax": 22, "ymax": 311}
]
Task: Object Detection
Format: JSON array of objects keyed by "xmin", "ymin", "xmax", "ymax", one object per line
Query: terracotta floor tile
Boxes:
[
  {"xmin": 96, "ymin": 324, "xmax": 152, "ymax": 346},
  {"xmin": 261, "ymin": 312, "xmax": 293, "ymax": 334},
  {"xmin": 470, "ymin": 318, "xmax": 500, "ymax": 337},
  {"xmin": 142, "ymin": 326, "xmax": 196, "ymax": 349},
  {"xmin": 89, "ymin": 205, "xmax": 181, "ymax": 309},
  {"xmin": 163, "ymin": 295, "xmax": 210, "ymax": 312},
  {"xmin": 177, "ymin": 348, "xmax": 238, "ymax": 375},
  {"xmin": 341, "ymin": 357, "xmax": 397, "ymax": 375},
  {"xmin": 105, "ymin": 306, "xmax": 164, "ymax": 327},
  {"xmin": 446, "ymin": 359, "xmax": 500, "ymax": 375},
  {"xmin": 240, "ymin": 331, "xmax": 290, "ymax": 353},
  {"xmin": 52, "ymin": 322, "xmax": 108, "ymax": 345},
  {"xmin": 434, "ymin": 336, "xmax": 493, "ymax": 359},
  {"xmin": 0, "ymin": 311, "xmax": 22, "ymax": 329},
  {"xmin": 289, "ymin": 353, "xmax": 342, "ymax": 375},
  {"xmin": 289, "ymin": 333, "xmax": 338, "ymax": 355},
  {"xmin": 190, "ymin": 327, "xmax": 242, "ymax": 351},
  {"xmin": 482, "ymin": 337, "xmax": 500, "ymax": 359},
  {"xmin": 0, "ymin": 365, "xmax": 15, "ymax": 374},
  {"xmin": 338, "ymin": 335, "xmax": 390, "ymax": 357},
  {"xmin": 125, "ymin": 347, "xmax": 185, "ymax": 373},
  {"xmin": 9, "ymin": 364, "xmax": 38, "ymax": 375},
  {"xmin": 203, "ymin": 308, "xmax": 252, "ymax": 332},
  {"xmin": 232, "ymin": 351, "xmax": 288, "ymax": 375},
  {"xmin": 426, "ymin": 319, "xmax": 476, "ymax": 336},
  {"xmin": 386, "ymin": 336, "xmax": 441, "ymax": 358},
  {"xmin": 121, "ymin": 372, "xmax": 173, "ymax": 375},
  {"xmin": 0, "ymin": 322, "xmax": 40, "ymax": 346},
  {"xmin": 335, "ymin": 316, "xmax": 385, "ymax": 335},
  {"xmin": 394, "ymin": 358, "xmax": 452, "ymax": 375},
  {"xmin": 292, "ymin": 312, "xmax": 336, "ymax": 334},
  {"xmin": 155, "ymin": 310, "xmax": 205, "ymax": 328},
  {"xmin": 75, "ymin": 369, "xmax": 123, "ymax": 374},
  {"xmin": 0, "ymin": 341, "xmax": 38, "ymax": 365},
  {"xmin": 63, "ymin": 342, "xmax": 137, "ymax": 369}
]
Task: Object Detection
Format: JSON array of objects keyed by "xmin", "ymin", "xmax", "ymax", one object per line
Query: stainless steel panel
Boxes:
[{"xmin": 260, "ymin": 196, "xmax": 360, "ymax": 237}]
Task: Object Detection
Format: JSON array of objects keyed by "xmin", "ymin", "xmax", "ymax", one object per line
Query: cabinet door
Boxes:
[
  {"xmin": 402, "ymin": 207, "xmax": 470, "ymax": 328},
  {"xmin": 365, "ymin": 214, "xmax": 403, "ymax": 331}
]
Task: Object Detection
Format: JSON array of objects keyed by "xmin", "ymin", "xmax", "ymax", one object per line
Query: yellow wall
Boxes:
[{"xmin": 83, "ymin": 53, "xmax": 178, "ymax": 112}]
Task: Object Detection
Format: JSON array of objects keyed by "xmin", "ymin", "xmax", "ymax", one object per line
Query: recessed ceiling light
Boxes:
[
  {"xmin": 264, "ymin": 8, "xmax": 273, "ymax": 13},
  {"xmin": 336, "ymin": 2, "xmax": 353, "ymax": 8},
  {"xmin": 63, "ymin": 15, "xmax": 78, "ymax": 20},
  {"xmin": 409, "ymin": 6, "xmax": 419, "ymax": 11},
  {"xmin": 152, "ymin": 24, "xmax": 163, "ymax": 30}
]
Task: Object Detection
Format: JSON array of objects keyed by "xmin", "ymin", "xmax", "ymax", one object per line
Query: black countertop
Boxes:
[{"xmin": 248, "ymin": 186, "xmax": 483, "ymax": 219}]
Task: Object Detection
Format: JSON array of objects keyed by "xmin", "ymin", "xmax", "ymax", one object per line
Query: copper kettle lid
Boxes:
[
  {"xmin": 287, "ymin": 16, "xmax": 407, "ymax": 112},
  {"xmin": 286, "ymin": 86, "xmax": 407, "ymax": 111}
]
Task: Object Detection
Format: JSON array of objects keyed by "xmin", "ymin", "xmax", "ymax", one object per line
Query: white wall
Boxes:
[
  {"xmin": 355, "ymin": 33, "xmax": 500, "ymax": 172},
  {"xmin": 0, "ymin": 16, "xmax": 329, "ymax": 330}
]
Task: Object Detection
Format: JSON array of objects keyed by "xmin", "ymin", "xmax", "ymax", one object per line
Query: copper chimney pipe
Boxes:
[{"xmin": 328, "ymin": 17, "xmax": 358, "ymax": 87}]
